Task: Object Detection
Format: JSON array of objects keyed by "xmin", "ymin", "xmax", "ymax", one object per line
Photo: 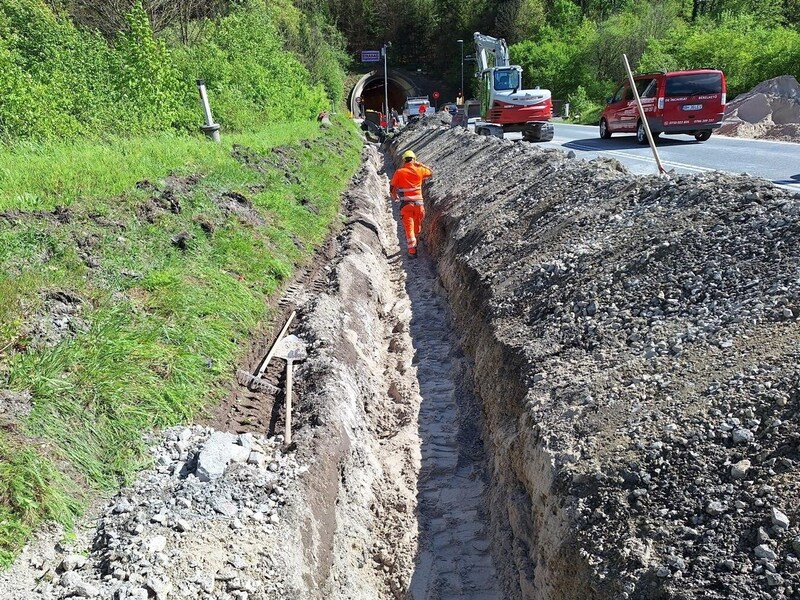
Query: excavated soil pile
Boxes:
[
  {"xmin": 391, "ymin": 124, "xmax": 800, "ymax": 599},
  {"xmin": 719, "ymin": 76, "xmax": 800, "ymax": 143}
]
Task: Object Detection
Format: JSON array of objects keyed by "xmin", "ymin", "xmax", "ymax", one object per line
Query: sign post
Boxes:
[
  {"xmin": 432, "ymin": 90, "xmax": 440, "ymax": 109},
  {"xmin": 382, "ymin": 43, "xmax": 391, "ymax": 129}
]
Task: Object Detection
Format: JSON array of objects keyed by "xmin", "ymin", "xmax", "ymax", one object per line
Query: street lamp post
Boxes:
[
  {"xmin": 457, "ymin": 39, "xmax": 464, "ymax": 100},
  {"xmin": 382, "ymin": 42, "xmax": 391, "ymax": 129}
]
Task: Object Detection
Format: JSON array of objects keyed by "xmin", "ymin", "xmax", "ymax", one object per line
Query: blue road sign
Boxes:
[{"xmin": 361, "ymin": 50, "xmax": 381, "ymax": 63}]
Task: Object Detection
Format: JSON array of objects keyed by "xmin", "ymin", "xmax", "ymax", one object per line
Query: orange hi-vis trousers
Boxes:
[{"xmin": 400, "ymin": 202, "xmax": 425, "ymax": 255}]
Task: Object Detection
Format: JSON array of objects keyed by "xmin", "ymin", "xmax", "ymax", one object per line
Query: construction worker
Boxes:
[
  {"xmin": 390, "ymin": 150, "xmax": 432, "ymax": 257},
  {"xmin": 419, "ymin": 103, "xmax": 427, "ymax": 117}
]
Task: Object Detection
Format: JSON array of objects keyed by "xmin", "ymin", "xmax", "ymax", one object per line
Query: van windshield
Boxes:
[{"xmin": 665, "ymin": 73, "xmax": 722, "ymax": 97}]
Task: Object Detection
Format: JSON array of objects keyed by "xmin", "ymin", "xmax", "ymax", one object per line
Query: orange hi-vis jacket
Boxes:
[{"xmin": 390, "ymin": 161, "xmax": 433, "ymax": 204}]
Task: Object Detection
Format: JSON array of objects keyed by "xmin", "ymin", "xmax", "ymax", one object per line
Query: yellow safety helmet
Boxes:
[{"xmin": 402, "ymin": 150, "xmax": 416, "ymax": 161}]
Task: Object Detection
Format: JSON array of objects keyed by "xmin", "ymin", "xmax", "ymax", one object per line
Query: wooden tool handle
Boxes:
[
  {"xmin": 255, "ymin": 310, "xmax": 296, "ymax": 376},
  {"xmin": 285, "ymin": 359, "xmax": 293, "ymax": 446}
]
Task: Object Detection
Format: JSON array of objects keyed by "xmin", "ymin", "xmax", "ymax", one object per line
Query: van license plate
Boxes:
[{"xmin": 682, "ymin": 104, "xmax": 702, "ymax": 111}]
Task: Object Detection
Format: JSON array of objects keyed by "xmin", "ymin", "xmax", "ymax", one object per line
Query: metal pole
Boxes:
[
  {"xmin": 457, "ymin": 39, "xmax": 464, "ymax": 100},
  {"xmin": 383, "ymin": 43, "xmax": 390, "ymax": 130},
  {"xmin": 461, "ymin": 41, "xmax": 464, "ymax": 98},
  {"xmin": 196, "ymin": 79, "xmax": 221, "ymax": 143},
  {"xmin": 623, "ymin": 54, "xmax": 666, "ymax": 175}
]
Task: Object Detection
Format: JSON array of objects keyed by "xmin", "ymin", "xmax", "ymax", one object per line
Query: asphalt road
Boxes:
[{"xmin": 531, "ymin": 122, "xmax": 800, "ymax": 194}]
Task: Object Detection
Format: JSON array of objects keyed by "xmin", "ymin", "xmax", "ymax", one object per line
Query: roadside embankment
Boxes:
[
  {"xmin": 0, "ymin": 118, "xmax": 362, "ymax": 566},
  {"xmin": 391, "ymin": 124, "xmax": 800, "ymax": 599}
]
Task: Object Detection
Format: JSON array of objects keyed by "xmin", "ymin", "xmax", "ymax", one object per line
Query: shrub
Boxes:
[{"xmin": 639, "ymin": 13, "xmax": 800, "ymax": 96}]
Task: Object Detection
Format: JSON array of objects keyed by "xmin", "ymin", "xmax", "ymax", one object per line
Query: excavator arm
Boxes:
[{"xmin": 473, "ymin": 32, "xmax": 510, "ymax": 73}]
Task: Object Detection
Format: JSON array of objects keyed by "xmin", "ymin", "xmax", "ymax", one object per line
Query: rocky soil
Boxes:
[
  {"xmin": 719, "ymin": 75, "xmax": 800, "ymax": 143},
  {"xmin": 391, "ymin": 123, "xmax": 800, "ymax": 599}
]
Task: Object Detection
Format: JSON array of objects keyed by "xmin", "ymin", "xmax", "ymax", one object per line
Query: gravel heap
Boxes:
[
  {"xmin": 27, "ymin": 427, "xmax": 306, "ymax": 600},
  {"xmin": 720, "ymin": 75, "xmax": 800, "ymax": 142},
  {"xmin": 392, "ymin": 125, "xmax": 800, "ymax": 599}
]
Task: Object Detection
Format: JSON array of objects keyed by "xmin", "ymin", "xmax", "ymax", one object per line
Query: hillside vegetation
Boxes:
[
  {"xmin": 0, "ymin": 0, "xmax": 360, "ymax": 566},
  {"xmin": 0, "ymin": 0, "xmax": 349, "ymax": 140}
]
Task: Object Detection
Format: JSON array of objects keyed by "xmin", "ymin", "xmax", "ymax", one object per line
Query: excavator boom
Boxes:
[{"xmin": 473, "ymin": 32, "xmax": 510, "ymax": 72}]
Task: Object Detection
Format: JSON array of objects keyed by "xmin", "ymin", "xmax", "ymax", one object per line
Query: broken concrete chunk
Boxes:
[
  {"xmin": 59, "ymin": 553, "xmax": 87, "ymax": 572},
  {"xmin": 196, "ymin": 431, "xmax": 238, "ymax": 481}
]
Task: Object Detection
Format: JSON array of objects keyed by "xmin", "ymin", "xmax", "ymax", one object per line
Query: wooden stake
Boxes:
[{"xmin": 623, "ymin": 53, "xmax": 668, "ymax": 175}]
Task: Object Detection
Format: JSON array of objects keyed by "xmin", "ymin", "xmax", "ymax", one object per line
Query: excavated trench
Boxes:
[{"xmin": 6, "ymin": 122, "xmax": 800, "ymax": 600}]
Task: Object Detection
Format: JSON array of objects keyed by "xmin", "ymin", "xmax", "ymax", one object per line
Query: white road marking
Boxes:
[{"xmin": 554, "ymin": 141, "xmax": 713, "ymax": 174}]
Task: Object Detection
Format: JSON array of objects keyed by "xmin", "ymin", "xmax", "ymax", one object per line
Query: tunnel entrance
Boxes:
[
  {"xmin": 350, "ymin": 70, "xmax": 419, "ymax": 116},
  {"xmin": 361, "ymin": 78, "xmax": 406, "ymax": 114}
]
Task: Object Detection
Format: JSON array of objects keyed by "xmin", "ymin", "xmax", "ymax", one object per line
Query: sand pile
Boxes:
[{"xmin": 719, "ymin": 75, "xmax": 800, "ymax": 143}]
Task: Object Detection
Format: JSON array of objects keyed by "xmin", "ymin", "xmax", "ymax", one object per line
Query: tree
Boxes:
[{"xmin": 67, "ymin": 0, "xmax": 234, "ymax": 42}]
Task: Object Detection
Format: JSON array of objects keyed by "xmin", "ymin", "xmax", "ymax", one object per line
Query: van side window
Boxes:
[
  {"xmin": 637, "ymin": 79, "xmax": 658, "ymax": 98},
  {"xmin": 611, "ymin": 86, "xmax": 626, "ymax": 103},
  {"xmin": 623, "ymin": 86, "xmax": 634, "ymax": 101}
]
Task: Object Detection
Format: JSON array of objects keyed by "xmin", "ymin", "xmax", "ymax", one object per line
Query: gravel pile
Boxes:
[
  {"xmin": 391, "ymin": 124, "xmax": 800, "ymax": 598},
  {"xmin": 720, "ymin": 75, "xmax": 800, "ymax": 143},
  {"xmin": 26, "ymin": 427, "xmax": 306, "ymax": 600}
]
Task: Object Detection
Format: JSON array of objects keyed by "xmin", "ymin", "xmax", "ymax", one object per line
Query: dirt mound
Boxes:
[
  {"xmin": 719, "ymin": 76, "xmax": 800, "ymax": 142},
  {"xmin": 391, "ymin": 125, "xmax": 800, "ymax": 599}
]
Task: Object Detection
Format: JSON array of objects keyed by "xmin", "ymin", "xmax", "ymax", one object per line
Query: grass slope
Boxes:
[{"xmin": 0, "ymin": 117, "xmax": 362, "ymax": 566}]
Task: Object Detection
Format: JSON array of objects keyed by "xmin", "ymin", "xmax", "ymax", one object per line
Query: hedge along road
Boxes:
[{"xmin": 520, "ymin": 122, "xmax": 800, "ymax": 194}]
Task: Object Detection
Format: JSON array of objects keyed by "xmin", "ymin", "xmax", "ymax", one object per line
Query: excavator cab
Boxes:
[{"xmin": 493, "ymin": 69, "xmax": 519, "ymax": 92}]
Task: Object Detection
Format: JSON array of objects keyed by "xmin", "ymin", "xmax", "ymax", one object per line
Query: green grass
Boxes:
[
  {"xmin": 571, "ymin": 104, "xmax": 604, "ymax": 126},
  {"xmin": 0, "ymin": 116, "xmax": 363, "ymax": 566}
]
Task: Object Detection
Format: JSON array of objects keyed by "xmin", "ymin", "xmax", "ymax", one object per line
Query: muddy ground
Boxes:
[{"xmin": 3, "ymin": 121, "xmax": 800, "ymax": 600}]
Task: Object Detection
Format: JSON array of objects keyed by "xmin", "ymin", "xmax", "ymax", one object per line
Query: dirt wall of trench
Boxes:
[
  {"xmin": 289, "ymin": 145, "xmax": 421, "ymax": 599},
  {"xmin": 389, "ymin": 123, "xmax": 800, "ymax": 599}
]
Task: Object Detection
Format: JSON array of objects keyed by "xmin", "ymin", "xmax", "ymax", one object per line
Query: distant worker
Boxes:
[
  {"xmin": 390, "ymin": 150, "xmax": 432, "ymax": 257},
  {"xmin": 456, "ymin": 91, "xmax": 464, "ymax": 106},
  {"xmin": 379, "ymin": 112, "xmax": 387, "ymax": 130},
  {"xmin": 419, "ymin": 103, "xmax": 428, "ymax": 116},
  {"xmin": 391, "ymin": 108, "xmax": 399, "ymax": 127}
]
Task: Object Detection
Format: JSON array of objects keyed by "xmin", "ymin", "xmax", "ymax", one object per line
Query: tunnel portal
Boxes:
[{"xmin": 350, "ymin": 70, "xmax": 419, "ymax": 116}]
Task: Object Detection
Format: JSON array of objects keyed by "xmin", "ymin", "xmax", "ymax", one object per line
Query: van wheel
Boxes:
[
  {"xmin": 599, "ymin": 118, "xmax": 612, "ymax": 139},
  {"xmin": 694, "ymin": 130, "xmax": 712, "ymax": 142},
  {"xmin": 636, "ymin": 121, "xmax": 649, "ymax": 145}
]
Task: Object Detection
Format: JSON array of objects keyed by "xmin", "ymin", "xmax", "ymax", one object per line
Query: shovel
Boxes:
[
  {"xmin": 273, "ymin": 334, "xmax": 307, "ymax": 445},
  {"xmin": 236, "ymin": 311, "xmax": 296, "ymax": 393}
]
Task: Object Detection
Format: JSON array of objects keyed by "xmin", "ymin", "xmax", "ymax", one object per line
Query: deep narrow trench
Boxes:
[{"xmin": 385, "ymin": 164, "xmax": 502, "ymax": 599}]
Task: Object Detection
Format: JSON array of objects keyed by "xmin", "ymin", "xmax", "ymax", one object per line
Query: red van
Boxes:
[{"xmin": 599, "ymin": 69, "xmax": 726, "ymax": 143}]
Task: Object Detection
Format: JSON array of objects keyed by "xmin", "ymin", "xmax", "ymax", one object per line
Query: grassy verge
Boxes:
[
  {"xmin": 0, "ymin": 117, "xmax": 363, "ymax": 566},
  {"xmin": 571, "ymin": 104, "xmax": 604, "ymax": 126}
]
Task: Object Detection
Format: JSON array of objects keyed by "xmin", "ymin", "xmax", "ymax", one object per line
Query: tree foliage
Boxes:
[
  {"xmin": 321, "ymin": 0, "xmax": 799, "ymax": 105},
  {"xmin": 0, "ymin": 0, "xmax": 346, "ymax": 141}
]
